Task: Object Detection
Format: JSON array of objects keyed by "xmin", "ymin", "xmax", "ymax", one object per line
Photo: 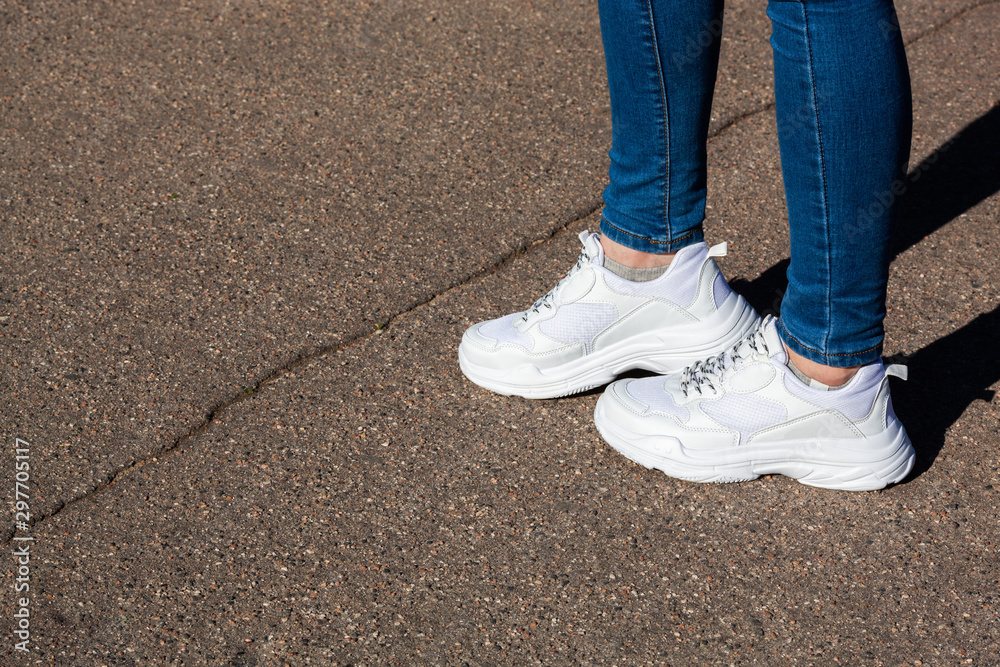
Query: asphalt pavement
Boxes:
[{"xmin": 2, "ymin": 0, "xmax": 998, "ymax": 664}]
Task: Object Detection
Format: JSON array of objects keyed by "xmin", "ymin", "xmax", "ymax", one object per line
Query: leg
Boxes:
[
  {"xmin": 598, "ymin": 0, "xmax": 725, "ymax": 258},
  {"xmin": 769, "ymin": 0, "xmax": 912, "ymax": 379}
]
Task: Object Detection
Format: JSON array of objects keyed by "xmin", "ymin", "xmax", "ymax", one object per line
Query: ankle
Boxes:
[
  {"xmin": 785, "ymin": 345, "xmax": 859, "ymax": 388},
  {"xmin": 600, "ymin": 235, "xmax": 675, "ymax": 269}
]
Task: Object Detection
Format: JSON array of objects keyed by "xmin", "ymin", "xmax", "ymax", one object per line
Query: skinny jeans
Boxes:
[{"xmin": 597, "ymin": 0, "xmax": 912, "ymax": 366}]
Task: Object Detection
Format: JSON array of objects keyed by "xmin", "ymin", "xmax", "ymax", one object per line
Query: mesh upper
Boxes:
[
  {"xmin": 478, "ymin": 314, "xmax": 535, "ymax": 351},
  {"xmin": 701, "ymin": 393, "xmax": 788, "ymax": 446},
  {"xmin": 537, "ymin": 302, "xmax": 618, "ymax": 354},
  {"xmin": 625, "ymin": 377, "xmax": 690, "ymax": 422}
]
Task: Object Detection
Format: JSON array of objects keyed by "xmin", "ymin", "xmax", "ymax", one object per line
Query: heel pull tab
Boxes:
[
  {"xmin": 885, "ymin": 364, "xmax": 908, "ymax": 381},
  {"xmin": 707, "ymin": 242, "xmax": 728, "ymax": 258}
]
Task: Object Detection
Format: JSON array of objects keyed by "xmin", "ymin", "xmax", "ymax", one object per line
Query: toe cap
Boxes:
[{"xmin": 598, "ymin": 379, "xmax": 689, "ymax": 437}]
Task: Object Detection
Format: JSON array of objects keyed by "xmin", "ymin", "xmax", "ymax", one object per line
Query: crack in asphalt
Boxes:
[
  {"xmin": 6, "ymin": 0, "xmax": 997, "ymax": 544},
  {"xmin": 2, "ymin": 198, "xmax": 603, "ymax": 543},
  {"xmin": 902, "ymin": 0, "xmax": 999, "ymax": 44}
]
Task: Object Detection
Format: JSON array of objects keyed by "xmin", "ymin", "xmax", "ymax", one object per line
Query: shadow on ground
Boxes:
[
  {"xmin": 892, "ymin": 304, "xmax": 1000, "ymax": 475},
  {"xmin": 894, "ymin": 103, "xmax": 1000, "ymax": 254}
]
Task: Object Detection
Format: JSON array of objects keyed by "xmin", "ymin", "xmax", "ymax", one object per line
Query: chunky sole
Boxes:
[
  {"xmin": 593, "ymin": 399, "xmax": 916, "ymax": 491},
  {"xmin": 459, "ymin": 296, "xmax": 760, "ymax": 399}
]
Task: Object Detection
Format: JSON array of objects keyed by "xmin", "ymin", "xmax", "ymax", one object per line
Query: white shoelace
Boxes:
[
  {"xmin": 680, "ymin": 320, "xmax": 772, "ymax": 397},
  {"xmin": 520, "ymin": 237, "xmax": 595, "ymax": 324}
]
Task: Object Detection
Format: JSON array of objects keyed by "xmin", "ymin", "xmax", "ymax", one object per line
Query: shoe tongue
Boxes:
[
  {"xmin": 759, "ymin": 317, "xmax": 788, "ymax": 362},
  {"xmin": 579, "ymin": 231, "xmax": 604, "ymax": 265},
  {"xmin": 731, "ymin": 316, "xmax": 786, "ymax": 363}
]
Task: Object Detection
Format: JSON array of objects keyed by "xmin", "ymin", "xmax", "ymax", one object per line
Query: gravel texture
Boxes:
[{"xmin": 2, "ymin": 0, "xmax": 998, "ymax": 664}]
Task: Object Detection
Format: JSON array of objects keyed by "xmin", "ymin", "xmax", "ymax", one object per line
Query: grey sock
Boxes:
[
  {"xmin": 786, "ymin": 359, "xmax": 844, "ymax": 391},
  {"xmin": 603, "ymin": 257, "xmax": 669, "ymax": 282}
]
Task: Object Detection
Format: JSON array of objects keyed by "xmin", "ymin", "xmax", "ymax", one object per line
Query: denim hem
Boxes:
[
  {"xmin": 777, "ymin": 317, "xmax": 883, "ymax": 368},
  {"xmin": 599, "ymin": 213, "xmax": 703, "ymax": 254}
]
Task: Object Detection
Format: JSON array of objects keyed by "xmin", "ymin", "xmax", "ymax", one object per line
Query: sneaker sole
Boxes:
[
  {"xmin": 459, "ymin": 297, "xmax": 760, "ymax": 400},
  {"xmin": 594, "ymin": 399, "xmax": 915, "ymax": 491}
]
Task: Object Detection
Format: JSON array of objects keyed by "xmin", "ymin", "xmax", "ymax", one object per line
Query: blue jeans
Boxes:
[{"xmin": 597, "ymin": 0, "xmax": 912, "ymax": 367}]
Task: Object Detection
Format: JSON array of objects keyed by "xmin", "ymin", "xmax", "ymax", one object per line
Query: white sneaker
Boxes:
[
  {"xmin": 458, "ymin": 231, "xmax": 760, "ymax": 399},
  {"xmin": 593, "ymin": 316, "xmax": 915, "ymax": 491}
]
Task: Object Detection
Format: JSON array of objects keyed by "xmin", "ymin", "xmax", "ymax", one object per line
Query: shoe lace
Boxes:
[
  {"xmin": 520, "ymin": 238, "xmax": 595, "ymax": 323},
  {"xmin": 680, "ymin": 322, "xmax": 771, "ymax": 397}
]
